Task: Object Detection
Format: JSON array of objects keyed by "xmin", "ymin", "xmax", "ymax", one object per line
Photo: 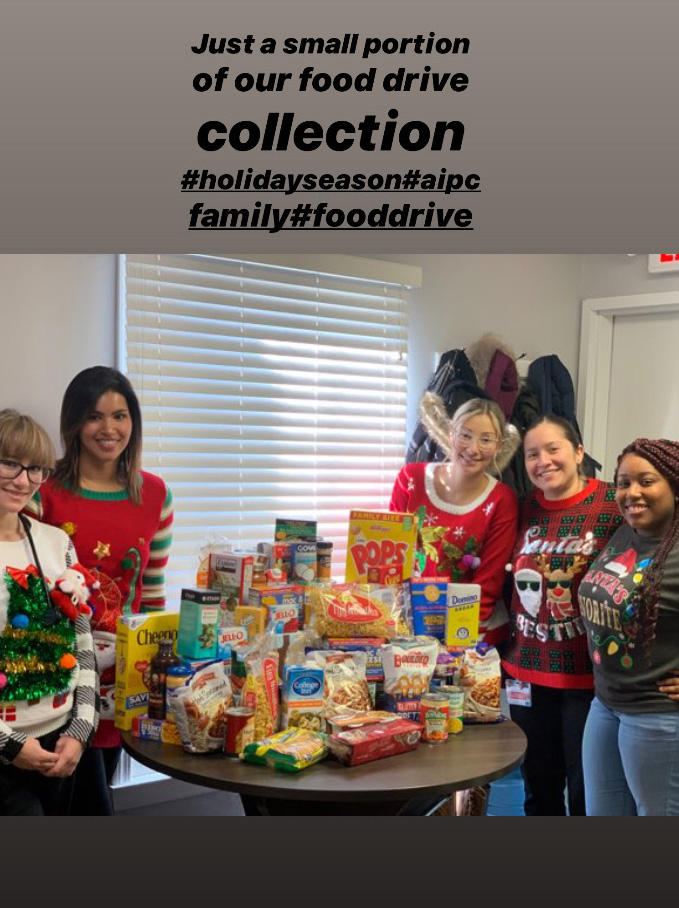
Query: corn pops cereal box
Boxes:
[
  {"xmin": 445, "ymin": 584, "xmax": 481, "ymax": 648},
  {"xmin": 345, "ymin": 510, "xmax": 418, "ymax": 583},
  {"xmin": 115, "ymin": 612, "xmax": 180, "ymax": 730}
]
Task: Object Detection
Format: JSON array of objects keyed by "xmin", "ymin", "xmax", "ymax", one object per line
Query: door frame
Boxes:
[{"xmin": 578, "ymin": 289, "xmax": 679, "ymax": 471}]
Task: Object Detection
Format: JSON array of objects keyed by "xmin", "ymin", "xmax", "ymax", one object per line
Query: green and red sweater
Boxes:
[
  {"xmin": 26, "ymin": 472, "xmax": 173, "ymax": 747},
  {"xmin": 502, "ymin": 479, "xmax": 623, "ymax": 690}
]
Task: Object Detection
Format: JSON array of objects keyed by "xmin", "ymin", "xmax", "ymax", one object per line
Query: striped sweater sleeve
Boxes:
[
  {"xmin": 61, "ymin": 540, "xmax": 100, "ymax": 744},
  {"xmin": 141, "ymin": 485, "xmax": 173, "ymax": 612}
]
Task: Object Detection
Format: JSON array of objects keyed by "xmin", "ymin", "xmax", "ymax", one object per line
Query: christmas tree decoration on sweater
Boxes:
[{"xmin": 0, "ymin": 564, "xmax": 94, "ymax": 702}]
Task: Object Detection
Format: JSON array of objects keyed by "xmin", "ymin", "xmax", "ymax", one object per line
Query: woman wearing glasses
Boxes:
[
  {"xmin": 0, "ymin": 411, "xmax": 98, "ymax": 815},
  {"xmin": 502, "ymin": 415, "xmax": 622, "ymax": 815},
  {"xmin": 25, "ymin": 367, "xmax": 173, "ymax": 815},
  {"xmin": 391, "ymin": 395, "xmax": 521, "ymax": 646}
]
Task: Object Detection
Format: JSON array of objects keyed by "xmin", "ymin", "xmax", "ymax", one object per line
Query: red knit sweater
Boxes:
[
  {"xmin": 502, "ymin": 479, "xmax": 623, "ymax": 690},
  {"xmin": 390, "ymin": 463, "xmax": 518, "ymax": 645},
  {"xmin": 26, "ymin": 472, "xmax": 173, "ymax": 747}
]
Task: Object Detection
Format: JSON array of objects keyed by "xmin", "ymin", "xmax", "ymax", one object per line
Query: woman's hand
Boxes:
[
  {"xmin": 42, "ymin": 736, "xmax": 84, "ymax": 778},
  {"xmin": 12, "ymin": 737, "xmax": 60, "ymax": 772},
  {"xmin": 657, "ymin": 670, "xmax": 679, "ymax": 700}
]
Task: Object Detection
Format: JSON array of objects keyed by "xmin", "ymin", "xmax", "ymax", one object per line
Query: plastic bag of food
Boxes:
[
  {"xmin": 381, "ymin": 636, "xmax": 438, "ymax": 720},
  {"xmin": 307, "ymin": 650, "xmax": 372, "ymax": 716},
  {"xmin": 241, "ymin": 728, "xmax": 328, "ymax": 772},
  {"xmin": 242, "ymin": 633, "xmax": 280, "ymax": 740},
  {"xmin": 308, "ymin": 583, "xmax": 409, "ymax": 639},
  {"xmin": 459, "ymin": 644, "xmax": 502, "ymax": 723},
  {"xmin": 170, "ymin": 662, "xmax": 233, "ymax": 753}
]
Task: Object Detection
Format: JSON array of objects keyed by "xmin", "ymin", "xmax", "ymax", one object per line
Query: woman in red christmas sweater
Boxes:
[
  {"xmin": 502, "ymin": 415, "xmax": 622, "ymax": 816},
  {"xmin": 26, "ymin": 366, "xmax": 173, "ymax": 815},
  {"xmin": 391, "ymin": 394, "xmax": 520, "ymax": 646}
]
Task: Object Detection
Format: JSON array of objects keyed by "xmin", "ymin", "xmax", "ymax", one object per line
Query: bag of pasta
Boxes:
[
  {"xmin": 308, "ymin": 583, "xmax": 409, "ymax": 639},
  {"xmin": 242, "ymin": 633, "xmax": 280, "ymax": 740},
  {"xmin": 170, "ymin": 662, "xmax": 233, "ymax": 754},
  {"xmin": 459, "ymin": 644, "xmax": 502, "ymax": 724}
]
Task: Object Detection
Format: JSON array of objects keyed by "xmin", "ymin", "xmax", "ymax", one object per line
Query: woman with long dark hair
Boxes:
[
  {"xmin": 579, "ymin": 438, "xmax": 679, "ymax": 815},
  {"xmin": 26, "ymin": 366, "xmax": 173, "ymax": 814}
]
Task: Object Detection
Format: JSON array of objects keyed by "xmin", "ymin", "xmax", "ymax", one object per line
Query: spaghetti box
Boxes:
[
  {"xmin": 345, "ymin": 510, "xmax": 418, "ymax": 583},
  {"xmin": 445, "ymin": 583, "xmax": 481, "ymax": 648},
  {"xmin": 178, "ymin": 588, "xmax": 221, "ymax": 659},
  {"xmin": 208, "ymin": 552, "xmax": 254, "ymax": 615},
  {"xmin": 248, "ymin": 586, "xmax": 304, "ymax": 634},
  {"xmin": 115, "ymin": 612, "xmax": 180, "ymax": 731},
  {"xmin": 410, "ymin": 578, "xmax": 448, "ymax": 640},
  {"xmin": 326, "ymin": 637, "xmax": 386, "ymax": 681}
]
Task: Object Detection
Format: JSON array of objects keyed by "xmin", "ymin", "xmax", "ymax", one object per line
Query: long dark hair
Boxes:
[
  {"xmin": 524, "ymin": 414, "xmax": 586, "ymax": 479},
  {"xmin": 54, "ymin": 366, "xmax": 143, "ymax": 504},
  {"xmin": 615, "ymin": 438, "xmax": 679, "ymax": 665}
]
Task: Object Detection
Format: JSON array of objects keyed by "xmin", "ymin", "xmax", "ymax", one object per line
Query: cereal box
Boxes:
[
  {"xmin": 208, "ymin": 552, "xmax": 254, "ymax": 615},
  {"xmin": 345, "ymin": 510, "xmax": 418, "ymax": 583},
  {"xmin": 115, "ymin": 612, "xmax": 180, "ymax": 730},
  {"xmin": 410, "ymin": 578, "xmax": 448, "ymax": 640},
  {"xmin": 177, "ymin": 588, "xmax": 220, "ymax": 659},
  {"xmin": 366, "ymin": 564, "xmax": 404, "ymax": 585},
  {"xmin": 282, "ymin": 666, "xmax": 325, "ymax": 731},
  {"xmin": 445, "ymin": 584, "xmax": 480, "ymax": 648}
]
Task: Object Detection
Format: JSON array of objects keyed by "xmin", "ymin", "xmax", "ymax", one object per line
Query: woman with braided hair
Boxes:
[{"xmin": 579, "ymin": 438, "xmax": 679, "ymax": 815}]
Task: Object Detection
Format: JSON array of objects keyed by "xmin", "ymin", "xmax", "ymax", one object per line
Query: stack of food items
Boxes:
[{"xmin": 118, "ymin": 510, "xmax": 503, "ymax": 772}]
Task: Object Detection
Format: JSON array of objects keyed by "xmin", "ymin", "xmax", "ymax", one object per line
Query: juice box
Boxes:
[
  {"xmin": 208, "ymin": 552, "xmax": 254, "ymax": 615},
  {"xmin": 445, "ymin": 583, "xmax": 481, "ymax": 648},
  {"xmin": 115, "ymin": 612, "xmax": 180, "ymax": 730},
  {"xmin": 410, "ymin": 578, "xmax": 448, "ymax": 640},
  {"xmin": 177, "ymin": 588, "xmax": 221, "ymax": 659},
  {"xmin": 345, "ymin": 510, "xmax": 418, "ymax": 583}
]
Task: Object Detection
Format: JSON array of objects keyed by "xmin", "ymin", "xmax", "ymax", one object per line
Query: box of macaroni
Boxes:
[
  {"xmin": 115, "ymin": 612, "xmax": 180, "ymax": 731},
  {"xmin": 345, "ymin": 510, "xmax": 418, "ymax": 583}
]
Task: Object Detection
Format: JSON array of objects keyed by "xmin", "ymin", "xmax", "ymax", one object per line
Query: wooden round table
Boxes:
[{"xmin": 122, "ymin": 720, "xmax": 526, "ymax": 815}]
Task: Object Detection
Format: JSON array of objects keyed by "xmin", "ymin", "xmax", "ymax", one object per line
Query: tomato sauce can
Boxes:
[
  {"xmin": 225, "ymin": 706, "xmax": 255, "ymax": 757},
  {"xmin": 419, "ymin": 692, "xmax": 449, "ymax": 743}
]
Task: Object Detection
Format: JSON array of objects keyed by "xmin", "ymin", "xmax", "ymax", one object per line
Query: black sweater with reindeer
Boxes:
[{"xmin": 502, "ymin": 479, "xmax": 623, "ymax": 690}]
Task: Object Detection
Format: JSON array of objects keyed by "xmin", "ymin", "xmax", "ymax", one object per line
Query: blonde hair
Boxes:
[
  {"xmin": 0, "ymin": 410, "xmax": 56, "ymax": 469},
  {"xmin": 419, "ymin": 392, "xmax": 520, "ymax": 476}
]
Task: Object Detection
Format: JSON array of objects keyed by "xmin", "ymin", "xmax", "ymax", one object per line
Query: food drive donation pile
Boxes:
[{"xmin": 116, "ymin": 512, "xmax": 503, "ymax": 773}]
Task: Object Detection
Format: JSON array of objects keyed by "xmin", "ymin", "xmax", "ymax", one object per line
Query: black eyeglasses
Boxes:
[
  {"xmin": 0, "ymin": 459, "xmax": 51, "ymax": 484},
  {"xmin": 517, "ymin": 580, "xmax": 541, "ymax": 592},
  {"xmin": 547, "ymin": 578, "xmax": 572, "ymax": 590}
]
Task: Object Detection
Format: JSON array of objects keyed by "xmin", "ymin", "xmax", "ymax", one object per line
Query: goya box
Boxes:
[
  {"xmin": 282, "ymin": 666, "xmax": 325, "ymax": 731},
  {"xmin": 445, "ymin": 583, "xmax": 481, "ymax": 648},
  {"xmin": 115, "ymin": 612, "xmax": 179, "ymax": 730},
  {"xmin": 410, "ymin": 578, "xmax": 448, "ymax": 640},
  {"xmin": 177, "ymin": 588, "xmax": 220, "ymax": 659},
  {"xmin": 208, "ymin": 552, "xmax": 254, "ymax": 615},
  {"xmin": 345, "ymin": 510, "xmax": 418, "ymax": 583}
]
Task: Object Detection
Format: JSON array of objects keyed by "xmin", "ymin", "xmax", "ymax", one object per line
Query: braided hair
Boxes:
[{"xmin": 615, "ymin": 438, "xmax": 679, "ymax": 664}]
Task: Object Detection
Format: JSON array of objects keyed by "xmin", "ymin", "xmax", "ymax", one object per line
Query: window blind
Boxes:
[{"xmin": 121, "ymin": 254, "xmax": 410, "ymax": 605}]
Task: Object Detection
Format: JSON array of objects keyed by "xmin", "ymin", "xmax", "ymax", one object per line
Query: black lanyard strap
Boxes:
[{"xmin": 18, "ymin": 514, "xmax": 61, "ymax": 627}]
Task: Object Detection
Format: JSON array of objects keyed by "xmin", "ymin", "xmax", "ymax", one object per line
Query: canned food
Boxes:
[
  {"xmin": 225, "ymin": 706, "xmax": 255, "ymax": 756},
  {"xmin": 316, "ymin": 540, "xmax": 333, "ymax": 581},
  {"xmin": 439, "ymin": 684, "xmax": 464, "ymax": 734},
  {"xmin": 419, "ymin": 692, "xmax": 449, "ymax": 743}
]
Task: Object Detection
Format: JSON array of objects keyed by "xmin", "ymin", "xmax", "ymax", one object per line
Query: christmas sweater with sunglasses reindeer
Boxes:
[
  {"xmin": 502, "ymin": 479, "xmax": 623, "ymax": 690},
  {"xmin": 390, "ymin": 462, "xmax": 518, "ymax": 645},
  {"xmin": 25, "ymin": 472, "xmax": 173, "ymax": 747}
]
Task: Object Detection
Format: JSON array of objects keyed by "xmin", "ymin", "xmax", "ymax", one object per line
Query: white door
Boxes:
[{"xmin": 578, "ymin": 291, "xmax": 679, "ymax": 481}]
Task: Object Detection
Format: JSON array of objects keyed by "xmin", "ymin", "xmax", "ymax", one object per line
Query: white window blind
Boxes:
[{"xmin": 121, "ymin": 254, "xmax": 410, "ymax": 605}]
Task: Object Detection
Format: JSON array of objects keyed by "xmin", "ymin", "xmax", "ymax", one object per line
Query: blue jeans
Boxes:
[{"xmin": 582, "ymin": 696, "xmax": 679, "ymax": 816}]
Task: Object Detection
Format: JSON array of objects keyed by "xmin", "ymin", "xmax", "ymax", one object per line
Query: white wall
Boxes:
[
  {"xmin": 0, "ymin": 255, "xmax": 116, "ymax": 444},
  {"xmin": 0, "ymin": 253, "xmax": 588, "ymax": 447},
  {"xmin": 581, "ymin": 254, "xmax": 679, "ymax": 299}
]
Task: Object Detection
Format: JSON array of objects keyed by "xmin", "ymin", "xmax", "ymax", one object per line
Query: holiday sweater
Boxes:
[
  {"xmin": 502, "ymin": 479, "xmax": 623, "ymax": 690},
  {"xmin": 390, "ymin": 462, "xmax": 519, "ymax": 645},
  {"xmin": 0, "ymin": 519, "xmax": 98, "ymax": 763},
  {"xmin": 579, "ymin": 525, "xmax": 679, "ymax": 713},
  {"xmin": 26, "ymin": 471, "xmax": 173, "ymax": 747}
]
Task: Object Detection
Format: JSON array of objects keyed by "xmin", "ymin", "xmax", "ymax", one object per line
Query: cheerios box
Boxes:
[
  {"xmin": 345, "ymin": 510, "xmax": 418, "ymax": 583},
  {"xmin": 445, "ymin": 583, "xmax": 480, "ymax": 648},
  {"xmin": 115, "ymin": 612, "xmax": 180, "ymax": 730}
]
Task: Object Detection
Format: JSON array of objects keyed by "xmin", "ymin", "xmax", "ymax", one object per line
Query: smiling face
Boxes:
[
  {"xmin": 449, "ymin": 414, "xmax": 499, "ymax": 479},
  {"xmin": 524, "ymin": 422, "xmax": 584, "ymax": 500},
  {"xmin": 615, "ymin": 453, "xmax": 676, "ymax": 538},
  {"xmin": 0, "ymin": 459, "xmax": 42, "ymax": 516},
  {"xmin": 78, "ymin": 391, "xmax": 133, "ymax": 470}
]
